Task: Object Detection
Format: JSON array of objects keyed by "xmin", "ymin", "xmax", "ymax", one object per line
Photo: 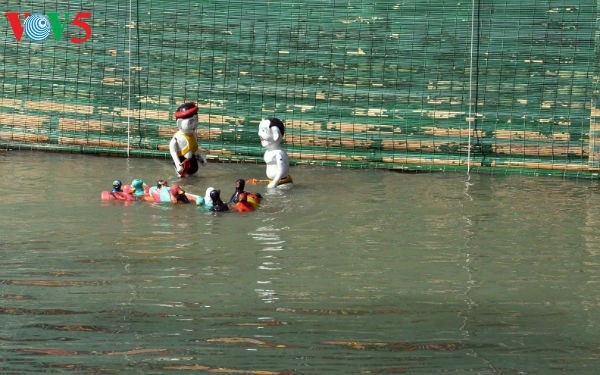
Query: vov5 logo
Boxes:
[{"xmin": 5, "ymin": 12, "xmax": 92, "ymax": 43}]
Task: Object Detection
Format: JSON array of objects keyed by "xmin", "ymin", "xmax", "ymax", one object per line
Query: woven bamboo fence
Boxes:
[{"xmin": 1, "ymin": 1, "xmax": 599, "ymax": 178}]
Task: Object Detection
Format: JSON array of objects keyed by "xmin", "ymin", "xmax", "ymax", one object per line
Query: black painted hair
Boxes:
[{"xmin": 268, "ymin": 118, "xmax": 285, "ymax": 136}]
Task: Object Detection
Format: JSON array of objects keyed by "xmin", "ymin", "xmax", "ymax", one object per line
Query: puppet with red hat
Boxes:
[{"xmin": 169, "ymin": 102, "xmax": 207, "ymax": 177}]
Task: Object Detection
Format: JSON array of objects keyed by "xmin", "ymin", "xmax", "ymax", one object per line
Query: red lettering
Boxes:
[
  {"xmin": 5, "ymin": 12, "xmax": 31, "ymax": 41},
  {"xmin": 70, "ymin": 11, "xmax": 91, "ymax": 43},
  {"xmin": 5, "ymin": 11, "xmax": 92, "ymax": 43}
]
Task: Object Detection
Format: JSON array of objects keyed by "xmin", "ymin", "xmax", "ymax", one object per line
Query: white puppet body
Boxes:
[{"xmin": 258, "ymin": 118, "xmax": 292, "ymax": 188}]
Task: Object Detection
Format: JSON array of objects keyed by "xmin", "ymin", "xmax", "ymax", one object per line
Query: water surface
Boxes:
[{"xmin": 1, "ymin": 151, "xmax": 599, "ymax": 374}]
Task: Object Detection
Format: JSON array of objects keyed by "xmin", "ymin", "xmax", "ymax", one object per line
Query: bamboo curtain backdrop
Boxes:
[{"xmin": 0, "ymin": 1, "xmax": 599, "ymax": 178}]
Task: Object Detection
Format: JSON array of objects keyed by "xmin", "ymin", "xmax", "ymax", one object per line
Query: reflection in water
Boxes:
[
  {"xmin": 459, "ymin": 177, "xmax": 497, "ymax": 373},
  {"xmin": 251, "ymin": 224, "xmax": 288, "ymax": 304},
  {"xmin": 459, "ymin": 177, "xmax": 476, "ymax": 355}
]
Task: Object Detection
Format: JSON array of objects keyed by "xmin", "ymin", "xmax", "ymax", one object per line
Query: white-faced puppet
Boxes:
[
  {"xmin": 258, "ymin": 118, "xmax": 293, "ymax": 188},
  {"xmin": 169, "ymin": 102, "xmax": 207, "ymax": 177}
]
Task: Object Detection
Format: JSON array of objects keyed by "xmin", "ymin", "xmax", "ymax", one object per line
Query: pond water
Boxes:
[{"xmin": 1, "ymin": 150, "xmax": 600, "ymax": 374}]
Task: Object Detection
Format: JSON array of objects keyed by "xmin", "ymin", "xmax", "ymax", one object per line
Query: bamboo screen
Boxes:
[{"xmin": 0, "ymin": 1, "xmax": 599, "ymax": 178}]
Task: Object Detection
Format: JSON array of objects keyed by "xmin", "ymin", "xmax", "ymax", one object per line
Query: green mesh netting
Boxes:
[{"xmin": 1, "ymin": 1, "xmax": 599, "ymax": 178}]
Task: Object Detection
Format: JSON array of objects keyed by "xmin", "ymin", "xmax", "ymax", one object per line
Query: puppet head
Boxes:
[
  {"xmin": 258, "ymin": 118, "xmax": 285, "ymax": 150},
  {"xmin": 174, "ymin": 102, "xmax": 199, "ymax": 134},
  {"xmin": 234, "ymin": 178, "xmax": 245, "ymax": 192},
  {"xmin": 111, "ymin": 179, "xmax": 122, "ymax": 192},
  {"xmin": 169, "ymin": 184, "xmax": 189, "ymax": 203},
  {"xmin": 130, "ymin": 178, "xmax": 147, "ymax": 197},
  {"xmin": 204, "ymin": 187, "xmax": 216, "ymax": 207}
]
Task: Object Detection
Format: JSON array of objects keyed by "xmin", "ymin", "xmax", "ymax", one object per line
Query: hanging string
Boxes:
[
  {"xmin": 126, "ymin": 0, "xmax": 133, "ymax": 157},
  {"xmin": 466, "ymin": 0, "xmax": 476, "ymax": 176}
]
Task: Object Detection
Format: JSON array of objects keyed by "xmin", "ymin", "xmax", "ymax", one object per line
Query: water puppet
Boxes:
[
  {"xmin": 101, "ymin": 178, "xmax": 258, "ymax": 212},
  {"xmin": 148, "ymin": 179, "xmax": 171, "ymax": 202},
  {"xmin": 209, "ymin": 189, "xmax": 229, "ymax": 212},
  {"xmin": 258, "ymin": 118, "xmax": 292, "ymax": 188},
  {"xmin": 168, "ymin": 184, "xmax": 191, "ymax": 203},
  {"xmin": 130, "ymin": 178, "xmax": 151, "ymax": 199},
  {"xmin": 101, "ymin": 178, "xmax": 150, "ymax": 201},
  {"xmin": 112, "ymin": 179, "xmax": 122, "ymax": 192},
  {"xmin": 228, "ymin": 178, "xmax": 246, "ymax": 204},
  {"xmin": 228, "ymin": 178, "xmax": 262, "ymax": 212},
  {"xmin": 232, "ymin": 192, "xmax": 256, "ymax": 212},
  {"xmin": 148, "ymin": 179, "xmax": 203, "ymax": 205},
  {"xmin": 101, "ymin": 179, "xmax": 133, "ymax": 201},
  {"xmin": 199, "ymin": 187, "xmax": 216, "ymax": 210},
  {"xmin": 169, "ymin": 101, "xmax": 207, "ymax": 178}
]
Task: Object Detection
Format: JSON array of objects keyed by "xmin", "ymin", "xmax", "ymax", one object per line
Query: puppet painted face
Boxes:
[
  {"xmin": 258, "ymin": 118, "xmax": 285, "ymax": 148},
  {"xmin": 177, "ymin": 115, "xmax": 198, "ymax": 134},
  {"xmin": 175, "ymin": 102, "xmax": 199, "ymax": 134}
]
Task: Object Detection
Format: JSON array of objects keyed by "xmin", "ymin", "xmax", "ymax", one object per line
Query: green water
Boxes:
[{"xmin": 1, "ymin": 151, "xmax": 599, "ymax": 374}]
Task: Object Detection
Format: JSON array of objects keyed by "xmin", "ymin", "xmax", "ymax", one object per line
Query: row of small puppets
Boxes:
[
  {"xmin": 169, "ymin": 102, "xmax": 292, "ymax": 189},
  {"xmin": 102, "ymin": 178, "xmax": 262, "ymax": 212}
]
